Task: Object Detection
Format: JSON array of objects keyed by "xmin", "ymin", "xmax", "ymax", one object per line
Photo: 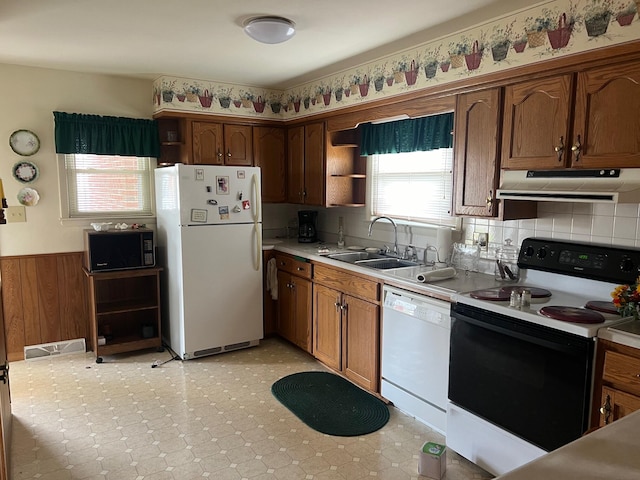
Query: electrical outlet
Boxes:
[
  {"xmin": 473, "ymin": 232, "xmax": 488, "ymax": 250},
  {"xmin": 6, "ymin": 206, "xmax": 26, "ymax": 223}
]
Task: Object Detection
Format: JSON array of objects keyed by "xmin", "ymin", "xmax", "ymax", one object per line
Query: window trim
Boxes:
[
  {"xmin": 366, "ymin": 151, "xmax": 461, "ymax": 230},
  {"xmin": 57, "ymin": 154, "xmax": 157, "ymax": 225}
]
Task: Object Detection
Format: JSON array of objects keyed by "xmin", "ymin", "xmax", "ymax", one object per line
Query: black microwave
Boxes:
[{"xmin": 84, "ymin": 228, "xmax": 155, "ymax": 272}]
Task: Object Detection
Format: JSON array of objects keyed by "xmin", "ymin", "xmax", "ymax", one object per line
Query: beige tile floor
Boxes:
[{"xmin": 10, "ymin": 337, "xmax": 492, "ymax": 480}]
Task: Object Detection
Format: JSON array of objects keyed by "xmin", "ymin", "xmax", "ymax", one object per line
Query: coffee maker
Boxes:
[{"xmin": 298, "ymin": 210, "xmax": 318, "ymax": 243}]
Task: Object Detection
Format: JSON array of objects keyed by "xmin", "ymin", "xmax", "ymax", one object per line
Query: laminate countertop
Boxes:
[
  {"xmin": 496, "ymin": 409, "xmax": 640, "ymax": 480},
  {"xmin": 263, "ymin": 238, "xmax": 502, "ymax": 302}
]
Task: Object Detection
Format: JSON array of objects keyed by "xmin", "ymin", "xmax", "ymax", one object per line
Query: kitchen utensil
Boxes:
[{"xmin": 495, "ymin": 239, "xmax": 519, "ymax": 281}]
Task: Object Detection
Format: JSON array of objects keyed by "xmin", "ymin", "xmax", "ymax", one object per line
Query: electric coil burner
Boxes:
[{"xmin": 448, "ymin": 237, "xmax": 638, "ymax": 477}]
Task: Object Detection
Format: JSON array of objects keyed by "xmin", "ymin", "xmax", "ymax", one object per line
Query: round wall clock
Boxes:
[
  {"xmin": 12, "ymin": 161, "xmax": 39, "ymax": 183},
  {"xmin": 9, "ymin": 129, "xmax": 40, "ymax": 156}
]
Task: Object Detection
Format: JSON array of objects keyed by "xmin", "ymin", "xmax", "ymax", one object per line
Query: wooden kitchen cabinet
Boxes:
[
  {"xmin": 287, "ymin": 123, "xmax": 324, "ymax": 205},
  {"xmin": 156, "ymin": 116, "xmax": 188, "ymax": 166},
  {"xmin": 192, "ymin": 121, "xmax": 253, "ymax": 165},
  {"xmin": 453, "ymin": 88, "xmax": 502, "ymax": 217},
  {"xmin": 275, "ymin": 253, "xmax": 312, "ymax": 353},
  {"xmin": 454, "ymin": 87, "xmax": 537, "ymax": 220},
  {"xmin": 84, "ymin": 267, "xmax": 162, "ymax": 363},
  {"xmin": 253, "ymin": 126, "xmax": 286, "ymax": 203},
  {"xmin": 287, "ymin": 122, "xmax": 363, "ymax": 207},
  {"xmin": 502, "ymin": 59, "xmax": 640, "ymax": 170},
  {"xmin": 313, "ymin": 263, "xmax": 380, "ymax": 393},
  {"xmin": 592, "ymin": 339, "xmax": 640, "ymax": 427}
]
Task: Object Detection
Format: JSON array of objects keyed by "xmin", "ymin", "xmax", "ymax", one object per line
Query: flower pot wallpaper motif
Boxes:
[
  {"xmin": 547, "ymin": 13, "xmax": 574, "ymax": 49},
  {"xmin": 153, "ymin": 1, "xmax": 640, "ymax": 121}
]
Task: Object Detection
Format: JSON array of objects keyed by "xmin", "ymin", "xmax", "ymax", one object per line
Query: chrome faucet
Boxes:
[{"xmin": 368, "ymin": 216, "xmax": 399, "ymax": 256}]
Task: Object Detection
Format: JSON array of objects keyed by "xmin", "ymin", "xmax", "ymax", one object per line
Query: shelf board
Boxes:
[
  {"xmin": 330, "ymin": 174, "xmax": 366, "ymax": 178},
  {"xmin": 96, "ymin": 336, "xmax": 161, "ymax": 356},
  {"xmin": 96, "ymin": 302, "xmax": 159, "ymax": 315},
  {"xmin": 329, "ymin": 203, "xmax": 366, "ymax": 207}
]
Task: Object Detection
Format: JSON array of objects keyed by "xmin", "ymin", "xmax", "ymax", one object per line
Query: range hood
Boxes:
[{"xmin": 497, "ymin": 169, "xmax": 640, "ymax": 203}]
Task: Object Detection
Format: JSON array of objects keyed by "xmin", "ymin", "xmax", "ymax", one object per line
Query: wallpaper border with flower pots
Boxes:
[{"xmin": 153, "ymin": 0, "xmax": 640, "ymax": 120}]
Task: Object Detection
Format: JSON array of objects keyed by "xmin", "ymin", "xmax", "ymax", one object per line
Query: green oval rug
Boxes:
[{"xmin": 271, "ymin": 371, "xmax": 390, "ymax": 436}]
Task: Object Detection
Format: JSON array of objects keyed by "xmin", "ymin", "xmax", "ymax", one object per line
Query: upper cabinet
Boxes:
[
  {"xmin": 287, "ymin": 122, "xmax": 364, "ymax": 207},
  {"xmin": 453, "ymin": 88, "xmax": 502, "ymax": 218},
  {"xmin": 192, "ymin": 121, "xmax": 253, "ymax": 166},
  {"xmin": 253, "ymin": 126, "xmax": 286, "ymax": 203},
  {"xmin": 157, "ymin": 117, "xmax": 188, "ymax": 166},
  {"xmin": 502, "ymin": 59, "xmax": 640, "ymax": 170}
]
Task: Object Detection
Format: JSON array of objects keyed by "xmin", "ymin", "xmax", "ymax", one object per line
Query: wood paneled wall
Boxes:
[{"xmin": 1, "ymin": 252, "xmax": 89, "ymax": 361}]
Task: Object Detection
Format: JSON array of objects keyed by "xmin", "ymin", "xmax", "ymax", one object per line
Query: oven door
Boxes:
[{"xmin": 449, "ymin": 302, "xmax": 594, "ymax": 452}]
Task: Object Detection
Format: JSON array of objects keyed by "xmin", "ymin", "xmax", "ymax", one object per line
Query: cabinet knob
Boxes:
[
  {"xmin": 571, "ymin": 134, "xmax": 582, "ymax": 162},
  {"xmin": 340, "ymin": 303, "xmax": 348, "ymax": 311},
  {"xmin": 554, "ymin": 136, "xmax": 564, "ymax": 161},
  {"xmin": 217, "ymin": 150, "xmax": 223, "ymax": 158},
  {"xmin": 227, "ymin": 149, "xmax": 232, "ymax": 157},
  {"xmin": 297, "ymin": 267, "xmax": 304, "ymax": 271}
]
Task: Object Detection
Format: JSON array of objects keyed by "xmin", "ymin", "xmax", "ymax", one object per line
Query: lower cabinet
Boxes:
[
  {"xmin": 313, "ymin": 264, "xmax": 380, "ymax": 393},
  {"xmin": 275, "ymin": 253, "xmax": 312, "ymax": 353},
  {"xmin": 592, "ymin": 339, "xmax": 640, "ymax": 427}
]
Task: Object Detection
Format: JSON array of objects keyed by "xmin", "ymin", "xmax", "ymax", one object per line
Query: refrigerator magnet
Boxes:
[
  {"xmin": 195, "ymin": 168, "xmax": 205, "ymax": 181},
  {"xmin": 237, "ymin": 170, "xmax": 245, "ymax": 179},
  {"xmin": 216, "ymin": 176, "xmax": 229, "ymax": 194},
  {"xmin": 191, "ymin": 209, "xmax": 207, "ymax": 223},
  {"xmin": 218, "ymin": 206, "xmax": 229, "ymax": 220},
  {"xmin": 242, "ymin": 200, "xmax": 251, "ymax": 210}
]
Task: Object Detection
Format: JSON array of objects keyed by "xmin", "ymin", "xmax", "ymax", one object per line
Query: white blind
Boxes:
[
  {"xmin": 370, "ymin": 149, "xmax": 456, "ymax": 227},
  {"xmin": 64, "ymin": 154, "xmax": 154, "ymax": 218}
]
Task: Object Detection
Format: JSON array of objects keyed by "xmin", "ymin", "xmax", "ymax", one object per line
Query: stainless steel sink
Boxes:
[
  {"xmin": 355, "ymin": 258, "xmax": 421, "ymax": 269},
  {"xmin": 326, "ymin": 251, "xmax": 384, "ymax": 263}
]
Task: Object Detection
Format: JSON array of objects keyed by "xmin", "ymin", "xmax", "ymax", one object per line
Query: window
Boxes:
[
  {"xmin": 369, "ymin": 149, "xmax": 458, "ymax": 228},
  {"xmin": 58, "ymin": 154, "xmax": 155, "ymax": 220}
]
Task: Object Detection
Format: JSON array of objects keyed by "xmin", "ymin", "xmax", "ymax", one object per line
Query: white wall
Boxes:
[{"xmin": 0, "ymin": 64, "xmax": 153, "ymax": 256}]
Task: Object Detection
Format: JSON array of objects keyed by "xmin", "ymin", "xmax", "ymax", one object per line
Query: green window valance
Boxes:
[
  {"xmin": 360, "ymin": 112, "xmax": 454, "ymax": 156},
  {"xmin": 53, "ymin": 111, "xmax": 160, "ymax": 158}
]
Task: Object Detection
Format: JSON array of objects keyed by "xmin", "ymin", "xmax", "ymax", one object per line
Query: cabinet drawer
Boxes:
[
  {"xmin": 313, "ymin": 264, "xmax": 379, "ymax": 302},
  {"xmin": 275, "ymin": 253, "xmax": 312, "ymax": 279},
  {"xmin": 603, "ymin": 350, "xmax": 640, "ymax": 396}
]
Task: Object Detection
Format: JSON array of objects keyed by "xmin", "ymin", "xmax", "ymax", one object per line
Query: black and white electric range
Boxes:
[{"xmin": 447, "ymin": 237, "xmax": 638, "ymax": 477}]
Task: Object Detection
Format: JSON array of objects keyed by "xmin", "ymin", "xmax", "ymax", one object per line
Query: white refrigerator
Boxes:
[{"xmin": 154, "ymin": 164, "xmax": 263, "ymax": 360}]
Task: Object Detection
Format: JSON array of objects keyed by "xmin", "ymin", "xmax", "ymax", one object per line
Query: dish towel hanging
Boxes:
[{"xmin": 266, "ymin": 257, "xmax": 278, "ymax": 300}]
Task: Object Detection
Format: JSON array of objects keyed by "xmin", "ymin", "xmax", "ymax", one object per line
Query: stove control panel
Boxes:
[{"xmin": 518, "ymin": 237, "xmax": 640, "ymax": 284}]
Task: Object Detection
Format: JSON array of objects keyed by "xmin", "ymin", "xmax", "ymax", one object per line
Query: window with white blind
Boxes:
[
  {"xmin": 369, "ymin": 149, "xmax": 459, "ymax": 228},
  {"xmin": 58, "ymin": 154, "xmax": 155, "ymax": 220}
]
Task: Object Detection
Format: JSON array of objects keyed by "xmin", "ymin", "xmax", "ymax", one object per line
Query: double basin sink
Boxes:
[{"xmin": 326, "ymin": 251, "xmax": 421, "ymax": 270}]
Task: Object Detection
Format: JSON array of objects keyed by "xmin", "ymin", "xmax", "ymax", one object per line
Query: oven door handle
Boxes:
[{"xmin": 453, "ymin": 312, "xmax": 590, "ymax": 355}]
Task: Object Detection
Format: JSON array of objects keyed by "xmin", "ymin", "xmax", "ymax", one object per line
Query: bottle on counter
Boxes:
[{"xmin": 337, "ymin": 216, "xmax": 345, "ymax": 248}]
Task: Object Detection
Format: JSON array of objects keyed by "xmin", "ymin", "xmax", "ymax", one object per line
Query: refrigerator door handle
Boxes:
[
  {"xmin": 252, "ymin": 173, "xmax": 261, "ymax": 223},
  {"xmin": 254, "ymin": 222, "xmax": 261, "ymax": 271}
]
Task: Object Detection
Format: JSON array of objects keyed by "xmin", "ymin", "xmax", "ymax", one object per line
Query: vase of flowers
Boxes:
[{"xmin": 611, "ymin": 277, "xmax": 640, "ymax": 319}]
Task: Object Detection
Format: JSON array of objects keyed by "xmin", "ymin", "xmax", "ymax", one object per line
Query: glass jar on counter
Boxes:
[{"xmin": 495, "ymin": 239, "xmax": 520, "ymax": 282}]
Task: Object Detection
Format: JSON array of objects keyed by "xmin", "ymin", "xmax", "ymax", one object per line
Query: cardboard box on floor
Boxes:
[{"xmin": 418, "ymin": 442, "xmax": 446, "ymax": 479}]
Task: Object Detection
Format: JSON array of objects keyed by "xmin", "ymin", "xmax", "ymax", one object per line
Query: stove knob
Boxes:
[
  {"xmin": 537, "ymin": 248, "xmax": 547, "ymax": 260},
  {"xmin": 524, "ymin": 246, "xmax": 535, "ymax": 257},
  {"xmin": 620, "ymin": 256, "xmax": 635, "ymax": 273}
]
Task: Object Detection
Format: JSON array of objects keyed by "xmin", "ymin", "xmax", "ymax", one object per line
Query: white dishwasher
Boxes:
[{"xmin": 381, "ymin": 285, "xmax": 451, "ymax": 434}]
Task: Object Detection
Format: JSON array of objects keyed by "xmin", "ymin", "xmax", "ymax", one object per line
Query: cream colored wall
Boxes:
[{"xmin": 0, "ymin": 64, "xmax": 153, "ymax": 257}]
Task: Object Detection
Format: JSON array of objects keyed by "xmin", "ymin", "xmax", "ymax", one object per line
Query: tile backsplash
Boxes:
[{"xmin": 265, "ymin": 202, "xmax": 640, "ymax": 274}]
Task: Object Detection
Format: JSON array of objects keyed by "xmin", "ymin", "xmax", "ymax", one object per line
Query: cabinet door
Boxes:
[
  {"xmin": 287, "ymin": 126, "xmax": 305, "ymax": 204},
  {"xmin": 192, "ymin": 121, "xmax": 224, "ymax": 165},
  {"xmin": 276, "ymin": 270, "xmax": 295, "ymax": 344},
  {"xmin": 313, "ymin": 284, "xmax": 342, "ymax": 370},
  {"xmin": 501, "ymin": 75, "xmax": 572, "ymax": 170},
  {"xmin": 598, "ymin": 386, "xmax": 640, "ymax": 427},
  {"xmin": 291, "ymin": 276, "xmax": 312, "ymax": 354},
  {"xmin": 572, "ymin": 61, "xmax": 640, "ymax": 168},
  {"xmin": 453, "ymin": 88, "xmax": 501, "ymax": 217},
  {"xmin": 224, "ymin": 124, "xmax": 253, "ymax": 166},
  {"xmin": 304, "ymin": 122, "xmax": 325, "ymax": 206},
  {"xmin": 343, "ymin": 295, "xmax": 379, "ymax": 392},
  {"xmin": 254, "ymin": 126, "xmax": 286, "ymax": 203}
]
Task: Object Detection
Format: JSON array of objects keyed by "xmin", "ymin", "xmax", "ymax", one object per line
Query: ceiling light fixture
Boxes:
[{"xmin": 243, "ymin": 16, "xmax": 296, "ymax": 44}]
